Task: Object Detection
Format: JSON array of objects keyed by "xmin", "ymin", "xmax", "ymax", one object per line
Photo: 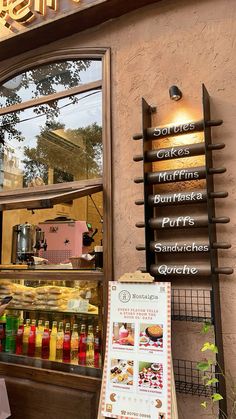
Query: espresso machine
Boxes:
[{"xmin": 11, "ymin": 223, "xmax": 47, "ymax": 264}]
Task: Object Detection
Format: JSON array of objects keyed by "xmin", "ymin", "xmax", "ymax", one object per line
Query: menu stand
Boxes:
[{"xmin": 133, "ymin": 85, "xmax": 233, "ymax": 418}]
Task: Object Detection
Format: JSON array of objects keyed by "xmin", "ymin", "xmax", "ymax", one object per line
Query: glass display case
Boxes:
[{"xmin": 0, "ymin": 277, "xmax": 102, "ymax": 377}]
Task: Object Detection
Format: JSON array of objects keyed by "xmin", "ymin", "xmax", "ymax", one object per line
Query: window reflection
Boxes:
[
  {"xmin": 0, "ymin": 60, "xmax": 102, "ymax": 106},
  {"xmin": 0, "ymin": 89, "xmax": 102, "ymax": 190}
]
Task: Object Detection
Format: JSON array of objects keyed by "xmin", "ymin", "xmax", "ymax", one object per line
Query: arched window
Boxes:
[{"xmin": 0, "ymin": 49, "xmax": 112, "ymax": 273}]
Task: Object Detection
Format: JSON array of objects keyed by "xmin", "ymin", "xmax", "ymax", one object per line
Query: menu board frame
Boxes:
[{"xmin": 101, "ymin": 281, "xmax": 171, "ymax": 419}]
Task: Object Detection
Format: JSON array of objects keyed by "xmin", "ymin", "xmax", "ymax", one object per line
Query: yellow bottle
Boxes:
[
  {"xmin": 35, "ymin": 320, "xmax": 44, "ymax": 358},
  {"xmin": 22, "ymin": 319, "xmax": 30, "ymax": 355},
  {"xmin": 49, "ymin": 321, "xmax": 58, "ymax": 361}
]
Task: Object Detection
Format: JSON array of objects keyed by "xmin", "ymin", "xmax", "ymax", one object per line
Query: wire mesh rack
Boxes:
[
  {"xmin": 173, "ymin": 359, "xmax": 217, "ymax": 396},
  {"xmin": 171, "ymin": 288, "xmax": 213, "ymax": 323}
]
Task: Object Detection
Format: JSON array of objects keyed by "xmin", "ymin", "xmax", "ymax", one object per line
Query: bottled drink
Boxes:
[
  {"xmin": 28, "ymin": 324, "xmax": 36, "ymax": 357},
  {"xmin": 5, "ymin": 314, "xmax": 19, "ymax": 354},
  {"xmin": 70, "ymin": 324, "xmax": 79, "ymax": 365},
  {"xmin": 41, "ymin": 321, "xmax": 50, "ymax": 359},
  {"xmin": 94, "ymin": 326, "xmax": 101, "ymax": 368},
  {"xmin": 15, "ymin": 320, "xmax": 24, "ymax": 355},
  {"xmin": 63, "ymin": 323, "xmax": 71, "ymax": 363},
  {"xmin": 35, "ymin": 320, "xmax": 44, "ymax": 358},
  {"xmin": 86, "ymin": 325, "xmax": 94, "ymax": 367},
  {"xmin": 49, "ymin": 321, "xmax": 57, "ymax": 361},
  {"xmin": 78, "ymin": 324, "xmax": 87, "ymax": 366},
  {"xmin": 56, "ymin": 321, "xmax": 64, "ymax": 362},
  {"xmin": 22, "ymin": 319, "xmax": 31, "ymax": 355}
]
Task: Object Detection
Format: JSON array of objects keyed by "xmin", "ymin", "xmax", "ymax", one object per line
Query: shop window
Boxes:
[{"xmin": 0, "ymin": 52, "xmax": 111, "ymax": 270}]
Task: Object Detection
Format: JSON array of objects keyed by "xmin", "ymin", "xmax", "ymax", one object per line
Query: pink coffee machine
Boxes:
[{"xmin": 38, "ymin": 217, "xmax": 88, "ymax": 264}]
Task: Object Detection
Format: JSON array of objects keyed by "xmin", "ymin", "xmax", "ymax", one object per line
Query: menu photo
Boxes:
[
  {"xmin": 110, "ymin": 358, "xmax": 134, "ymax": 388},
  {"xmin": 139, "ymin": 323, "xmax": 163, "ymax": 352},
  {"xmin": 138, "ymin": 361, "xmax": 163, "ymax": 393},
  {"xmin": 112, "ymin": 322, "xmax": 135, "ymax": 349}
]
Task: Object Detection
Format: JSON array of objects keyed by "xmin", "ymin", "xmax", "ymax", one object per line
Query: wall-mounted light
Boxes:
[{"xmin": 169, "ymin": 85, "xmax": 182, "ymax": 101}]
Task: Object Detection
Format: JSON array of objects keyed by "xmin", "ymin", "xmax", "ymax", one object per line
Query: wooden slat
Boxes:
[
  {"xmin": 0, "ymin": 80, "xmax": 102, "ymax": 116},
  {"xmin": 0, "ymin": 184, "xmax": 103, "ymax": 210},
  {"xmin": 0, "ymin": 270, "xmax": 103, "ymax": 281}
]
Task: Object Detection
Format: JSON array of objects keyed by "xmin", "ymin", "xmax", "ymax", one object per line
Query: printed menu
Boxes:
[{"xmin": 101, "ymin": 282, "xmax": 171, "ymax": 419}]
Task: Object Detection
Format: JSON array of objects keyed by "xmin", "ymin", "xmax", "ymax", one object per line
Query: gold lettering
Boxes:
[
  {"xmin": 0, "ymin": 14, "xmax": 11, "ymax": 29},
  {"xmin": 47, "ymin": 0, "xmax": 57, "ymax": 10},
  {"xmin": 34, "ymin": 0, "xmax": 57, "ymax": 14},
  {"xmin": 8, "ymin": 0, "xmax": 34, "ymax": 23}
]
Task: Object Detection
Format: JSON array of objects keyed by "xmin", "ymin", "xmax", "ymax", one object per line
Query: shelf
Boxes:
[
  {"xmin": 173, "ymin": 359, "xmax": 217, "ymax": 396},
  {"xmin": 0, "ymin": 270, "xmax": 103, "ymax": 281},
  {"xmin": 171, "ymin": 288, "xmax": 213, "ymax": 323},
  {"xmin": 6, "ymin": 307, "xmax": 98, "ymax": 316},
  {"xmin": 0, "ymin": 352, "xmax": 102, "ymax": 378}
]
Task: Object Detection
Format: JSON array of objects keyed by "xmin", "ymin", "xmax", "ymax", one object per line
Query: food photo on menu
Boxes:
[
  {"xmin": 139, "ymin": 324, "xmax": 163, "ymax": 350},
  {"xmin": 112, "ymin": 322, "xmax": 135, "ymax": 348},
  {"xmin": 138, "ymin": 362, "xmax": 163, "ymax": 392},
  {"xmin": 110, "ymin": 359, "xmax": 134, "ymax": 387}
]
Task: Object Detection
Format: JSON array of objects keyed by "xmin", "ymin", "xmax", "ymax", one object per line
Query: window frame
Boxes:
[{"xmin": 0, "ymin": 47, "xmax": 113, "ymax": 284}]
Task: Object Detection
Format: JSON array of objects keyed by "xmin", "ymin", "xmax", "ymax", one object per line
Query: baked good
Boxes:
[{"xmin": 146, "ymin": 325, "xmax": 163, "ymax": 340}]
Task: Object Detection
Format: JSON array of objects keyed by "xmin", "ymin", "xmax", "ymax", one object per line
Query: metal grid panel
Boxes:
[{"xmin": 171, "ymin": 288, "xmax": 213, "ymax": 323}]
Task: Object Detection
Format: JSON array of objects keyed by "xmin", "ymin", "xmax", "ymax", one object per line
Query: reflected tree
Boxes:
[
  {"xmin": 0, "ymin": 60, "xmax": 91, "ymax": 144},
  {"xmin": 22, "ymin": 122, "xmax": 102, "ymax": 186}
]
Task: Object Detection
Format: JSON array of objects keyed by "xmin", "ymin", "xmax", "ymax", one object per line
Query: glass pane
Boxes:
[
  {"xmin": 0, "ymin": 89, "xmax": 102, "ymax": 190},
  {"xmin": 0, "ymin": 59, "xmax": 102, "ymax": 107}
]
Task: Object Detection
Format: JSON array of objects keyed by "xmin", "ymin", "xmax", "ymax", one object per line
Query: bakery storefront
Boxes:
[{"xmin": 0, "ymin": 1, "xmax": 236, "ymax": 419}]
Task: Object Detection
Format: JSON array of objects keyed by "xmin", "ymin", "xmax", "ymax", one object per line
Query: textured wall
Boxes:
[{"xmin": 0, "ymin": 0, "xmax": 236, "ymax": 417}]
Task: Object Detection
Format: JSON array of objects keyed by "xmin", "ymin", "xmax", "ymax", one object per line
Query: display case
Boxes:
[{"xmin": 0, "ymin": 277, "xmax": 102, "ymax": 375}]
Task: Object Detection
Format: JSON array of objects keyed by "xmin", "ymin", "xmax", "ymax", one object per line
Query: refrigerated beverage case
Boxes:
[
  {"xmin": 15, "ymin": 320, "xmax": 24, "ymax": 355},
  {"xmin": 5, "ymin": 314, "xmax": 19, "ymax": 354},
  {"xmin": 86, "ymin": 325, "xmax": 94, "ymax": 367},
  {"xmin": 22, "ymin": 319, "xmax": 31, "ymax": 355},
  {"xmin": 28, "ymin": 324, "xmax": 36, "ymax": 357},
  {"xmin": 79, "ymin": 324, "xmax": 87, "ymax": 365},
  {"xmin": 56, "ymin": 321, "xmax": 64, "ymax": 362},
  {"xmin": 49, "ymin": 321, "xmax": 57, "ymax": 361},
  {"xmin": 70, "ymin": 324, "xmax": 79, "ymax": 364},
  {"xmin": 94, "ymin": 326, "xmax": 101, "ymax": 368},
  {"xmin": 35, "ymin": 320, "xmax": 44, "ymax": 357},
  {"xmin": 41, "ymin": 321, "xmax": 50, "ymax": 359},
  {"xmin": 63, "ymin": 323, "xmax": 71, "ymax": 363}
]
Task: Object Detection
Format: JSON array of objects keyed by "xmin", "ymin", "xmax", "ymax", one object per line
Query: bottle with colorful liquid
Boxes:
[
  {"xmin": 70, "ymin": 323, "xmax": 79, "ymax": 364},
  {"xmin": 62, "ymin": 323, "xmax": 71, "ymax": 363},
  {"xmin": 49, "ymin": 321, "xmax": 57, "ymax": 361},
  {"xmin": 35, "ymin": 320, "xmax": 44, "ymax": 358},
  {"xmin": 28, "ymin": 320, "xmax": 36, "ymax": 357},
  {"xmin": 86, "ymin": 325, "xmax": 94, "ymax": 367},
  {"xmin": 78, "ymin": 324, "xmax": 87, "ymax": 366},
  {"xmin": 94, "ymin": 326, "xmax": 101, "ymax": 368},
  {"xmin": 5, "ymin": 314, "xmax": 19, "ymax": 354},
  {"xmin": 15, "ymin": 319, "xmax": 24, "ymax": 355},
  {"xmin": 56, "ymin": 321, "xmax": 64, "ymax": 362},
  {"xmin": 22, "ymin": 319, "xmax": 31, "ymax": 355},
  {"xmin": 41, "ymin": 321, "xmax": 50, "ymax": 359}
]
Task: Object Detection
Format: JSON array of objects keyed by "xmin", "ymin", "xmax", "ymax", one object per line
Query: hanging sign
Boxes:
[{"xmin": 101, "ymin": 281, "xmax": 171, "ymax": 419}]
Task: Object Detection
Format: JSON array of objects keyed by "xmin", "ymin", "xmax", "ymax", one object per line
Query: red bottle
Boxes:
[
  {"xmin": 41, "ymin": 321, "xmax": 50, "ymax": 360},
  {"xmin": 94, "ymin": 326, "xmax": 101, "ymax": 368},
  {"xmin": 79, "ymin": 324, "xmax": 87, "ymax": 365},
  {"xmin": 62, "ymin": 323, "xmax": 71, "ymax": 363},
  {"xmin": 15, "ymin": 324, "xmax": 24, "ymax": 355},
  {"xmin": 28, "ymin": 325, "xmax": 36, "ymax": 357}
]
